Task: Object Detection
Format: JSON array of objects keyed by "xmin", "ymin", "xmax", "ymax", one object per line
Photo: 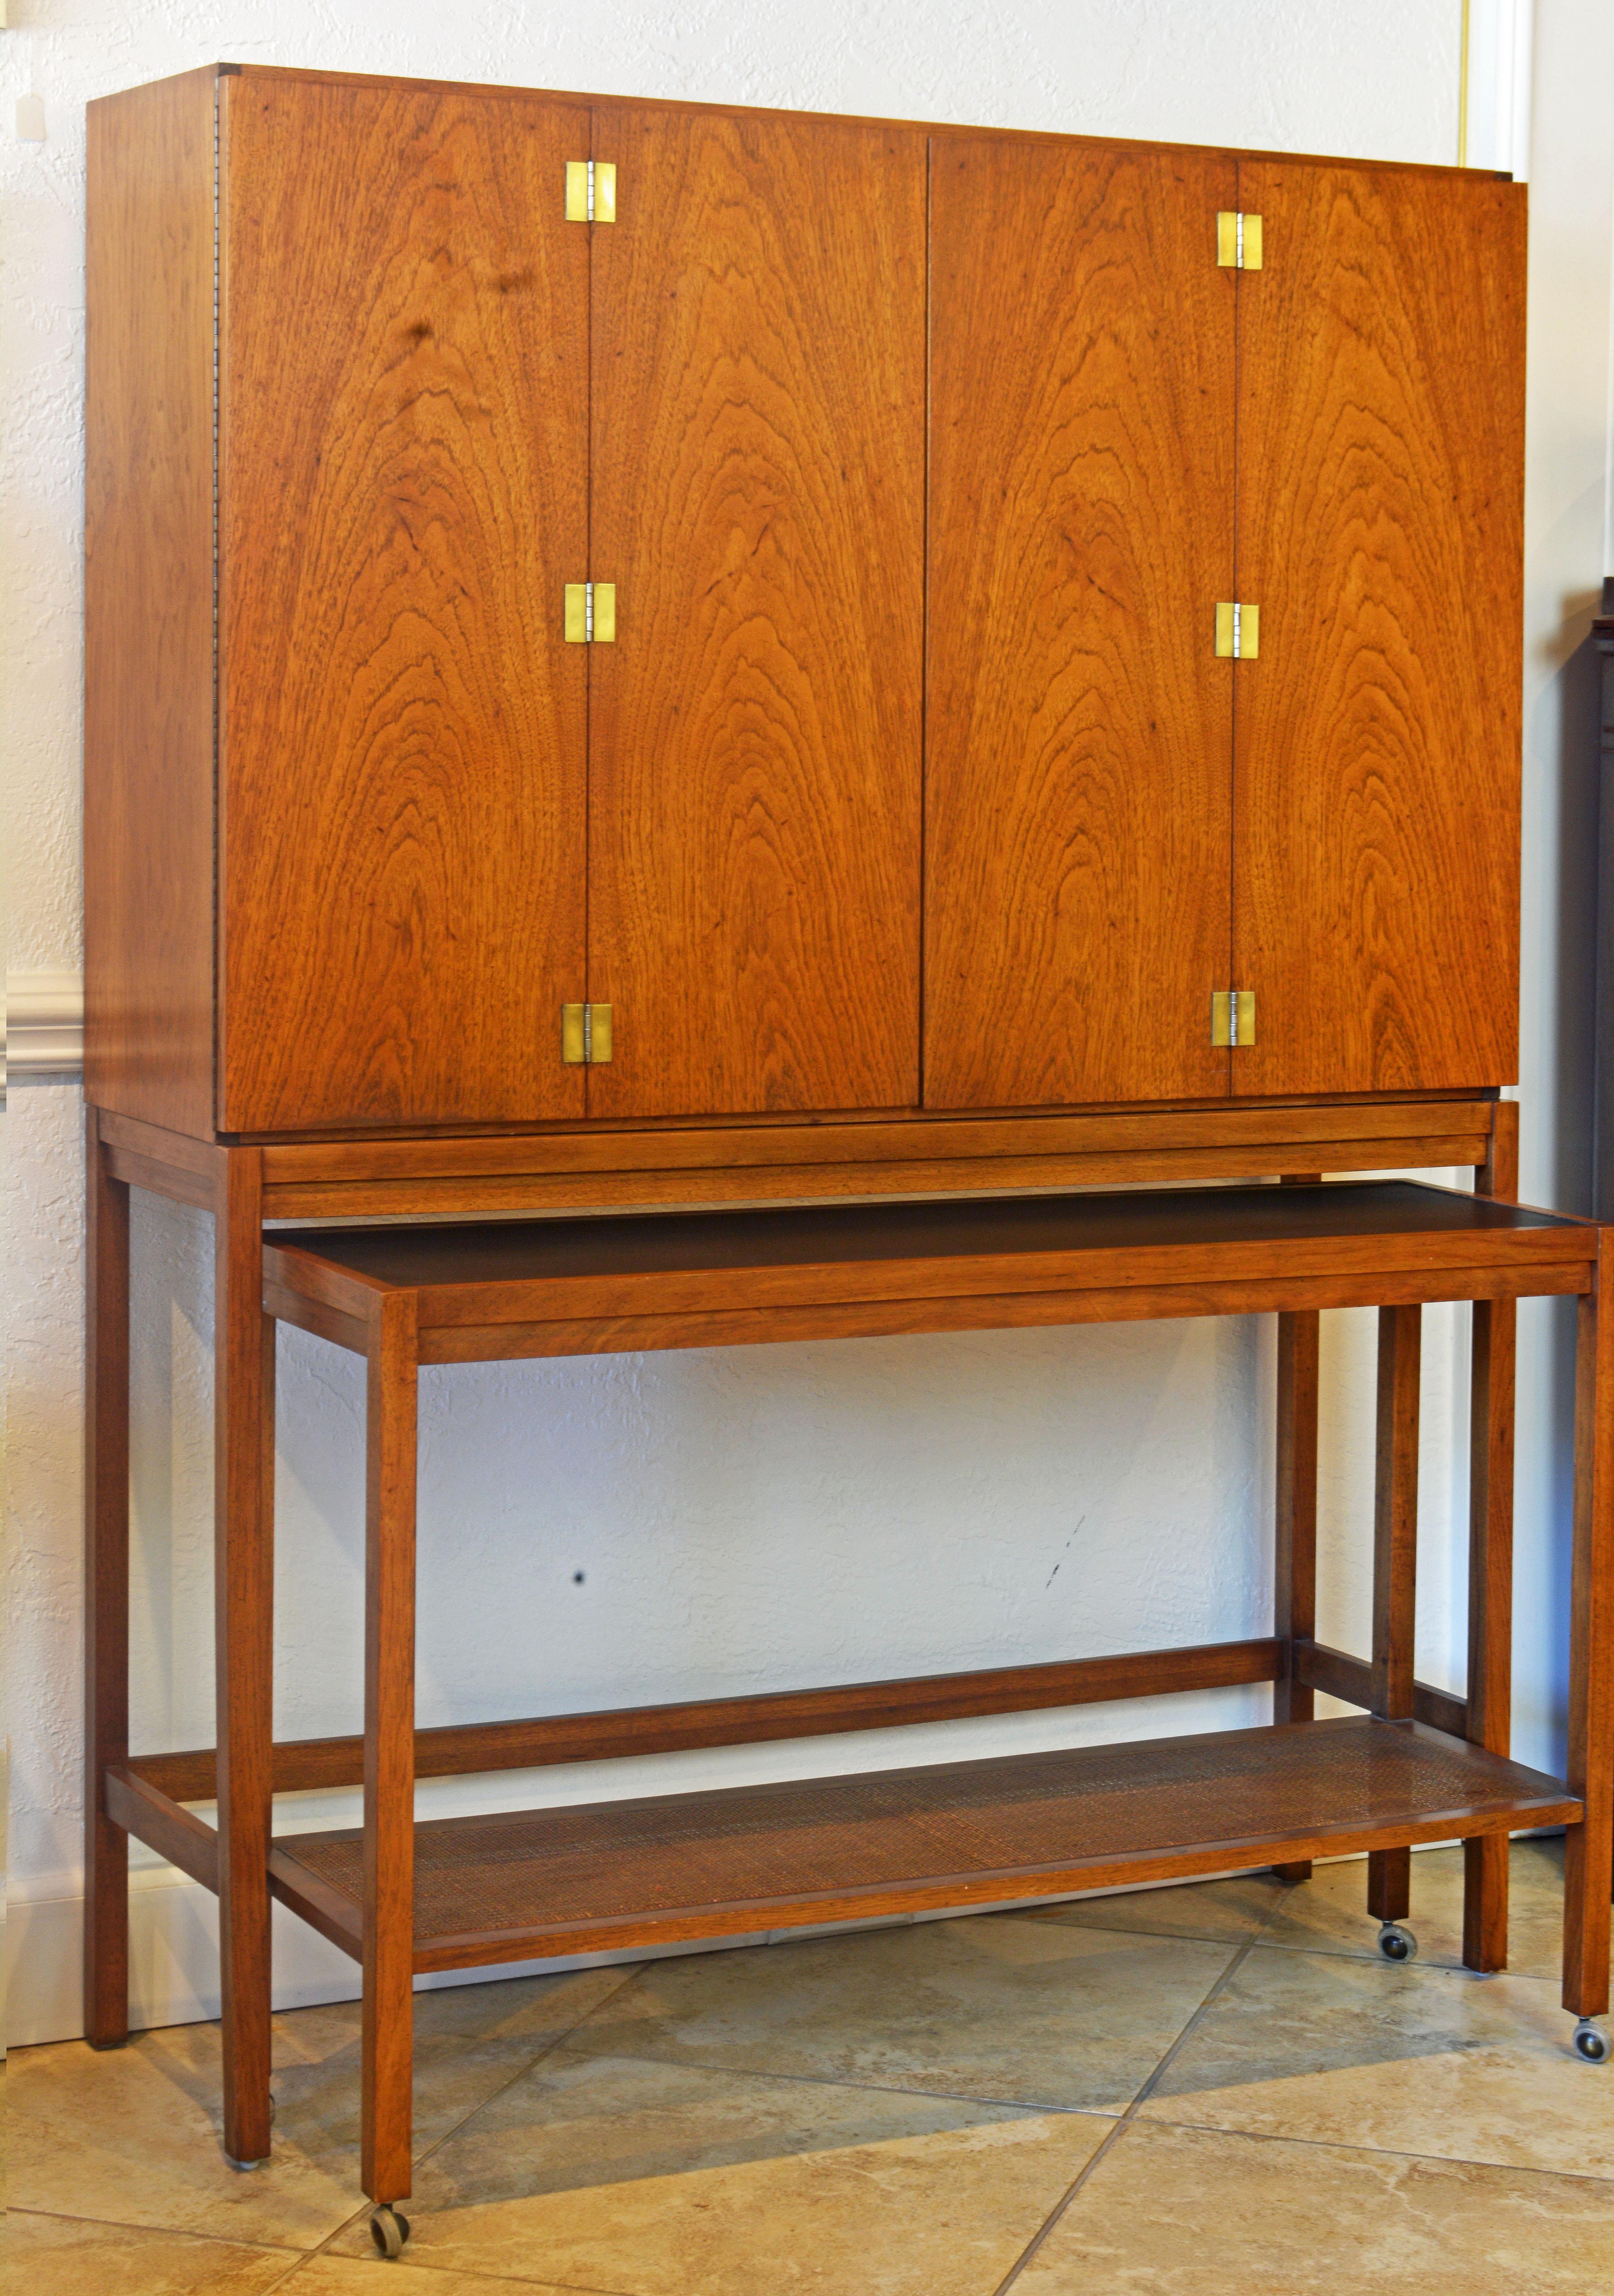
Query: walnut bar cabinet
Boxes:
[
  {"xmin": 86, "ymin": 1142, "xmax": 1614, "ymax": 2249},
  {"xmin": 84, "ymin": 56, "xmax": 1574, "ymax": 2255}
]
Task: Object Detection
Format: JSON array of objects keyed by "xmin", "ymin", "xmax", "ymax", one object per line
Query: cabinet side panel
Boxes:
[
  {"xmin": 1596, "ymin": 600, "xmax": 1614, "ymax": 1221},
  {"xmin": 1232, "ymin": 166, "xmax": 1526, "ymax": 1096},
  {"xmin": 84, "ymin": 70, "xmax": 220, "ymax": 1135},
  {"xmin": 925, "ymin": 140, "xmax": 1238, "ymax": 1110},
  {"xmin": 585, "ymin": 106, "xmax": 925, "ymax": 1120},
  {"xmin": 218, "ymin": 75, "xmax": 590, "ymax": 1132}
]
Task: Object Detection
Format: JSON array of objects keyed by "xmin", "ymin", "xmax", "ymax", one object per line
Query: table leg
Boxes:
[
  {"xmin": 1464, "ymin": 1296, "xmax": 1516, "ymax": 1968},
  {"xmin": 1466, "ymin": 1104, "xmax": 1518, "ymax": 1970},
  {"xmin": 362, "ymin": 1292, "xmax": 419, "ymax": 2211},
  {"xmin": 84, "ymin": 1112, "xmax": 131, "ymax": 2049},
  {"xmin": 1368, "ymin": 1303, "xmax": 1421, "ymax": 1928},
  {"xmin": 215, "ymin": 1148, "xmax": 275, "ymax": 2170},
  {"xmin": 1273, "ymin": 1301, "xmax": 1320, "ymax": 1884},
  {"xmin": 1564, "ymin": 1240, "xmax": 1614, "ymax": 2024}
]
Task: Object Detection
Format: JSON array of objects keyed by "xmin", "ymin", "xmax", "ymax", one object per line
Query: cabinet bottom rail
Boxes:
[{"xmin": 158, "ymin": 1715, "xmax": 1577, "ymax": 1974}]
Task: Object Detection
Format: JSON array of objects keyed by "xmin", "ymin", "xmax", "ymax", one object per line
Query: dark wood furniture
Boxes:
[
  {"xmin": 85, "ymin": 59, "xmax": 1547, "ymax": 2237},
  {"xmin": 1597, "ymin": 579, "xmax": 1614, "ymax": 1221},
  {"xmin": 88, "ymin": 1148, "xmax": 1614, "ymax": 2249},
  {"xmin": 88, "ymin": 65, "xmax": 1525, "ymax": 1140}
]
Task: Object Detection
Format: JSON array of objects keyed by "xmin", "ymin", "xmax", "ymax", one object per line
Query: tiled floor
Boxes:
[{"xmin": 11, "ymin": 1841, "xmax": 1614, "ymax": 2293}]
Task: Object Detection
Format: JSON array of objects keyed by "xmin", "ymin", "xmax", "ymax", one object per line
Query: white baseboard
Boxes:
[
  {"xmin": 3, "ymin": 968, "xmax": 84, "ymax": 1082},
  {"xmin": 6, "ymin": 1871, "xmax": 779, "ymax": 2049},
  {"xmin": 8, "ymin": 1877, "xmax": 361, "ymax": 2048}
]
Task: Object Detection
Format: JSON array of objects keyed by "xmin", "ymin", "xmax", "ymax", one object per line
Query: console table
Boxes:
[{"xmin": 83, "ymin": 1150, "xmax": 1614, "ymax": 2255}]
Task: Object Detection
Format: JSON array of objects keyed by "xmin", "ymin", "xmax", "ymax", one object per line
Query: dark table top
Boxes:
[{"xmin": 268, "ymin": 1178, "xmax": 1585, "ymax": 1291}]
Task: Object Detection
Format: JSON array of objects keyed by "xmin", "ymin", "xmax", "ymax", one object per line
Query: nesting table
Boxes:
[{"xmin": 84, "ymin": 1138, "xmax": 1614, "ymax": 2257}]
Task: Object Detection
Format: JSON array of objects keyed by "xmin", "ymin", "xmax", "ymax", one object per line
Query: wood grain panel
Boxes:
[
  {"xmin": 585, "ymin": 104, "xmax": 925, "ymax": 1118},
  {"xmin": 84, "ymin": 67, "xmax": 222, "ymax": 1137},
  {"xmin": 218, "ymin": 75, "xmax": 590, "ymax": 1131},
  {"xmin": 926, "ymin": 139, "xmax": 1237, "ymax": 1109},
  {"xmin": 1232, "ymin": 163, "xmax": 1526, "ymax": 1095}
]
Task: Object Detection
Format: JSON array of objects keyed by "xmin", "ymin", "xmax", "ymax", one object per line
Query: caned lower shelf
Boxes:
[{"xmin": 268, "ymin": 1716, "xmax": 1579, "ymax": 1975}]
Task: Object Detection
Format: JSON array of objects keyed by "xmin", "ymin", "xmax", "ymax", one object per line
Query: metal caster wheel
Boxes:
[
  {"xmin": 1376, "ymin": 1921, "xmax": 1418, "ymax": 1963},
  {"xmin": 1573, "ymin": 2020, "xmax": 1611, "ymax": 2064},
  {"xmin": 369, "ymin": 2206, "xmax": 410, "ymax": 2260}
]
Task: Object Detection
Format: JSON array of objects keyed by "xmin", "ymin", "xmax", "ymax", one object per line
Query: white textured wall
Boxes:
[{"xmin": 7, "ymin": 0, "xmax": 1600, "ymax": 2048}]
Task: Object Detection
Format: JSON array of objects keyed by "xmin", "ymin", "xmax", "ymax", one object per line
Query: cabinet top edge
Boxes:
[{"xmin": 88, "ymin": 62, "xmax": 1516, "ymax": 185}]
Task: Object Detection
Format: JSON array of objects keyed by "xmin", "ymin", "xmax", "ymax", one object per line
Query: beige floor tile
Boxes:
[
  {"xmin": 8, "ymin": 2210, "xmax": 303, "ymax": 2295},
  {"xmin": 278, "ymin": 2255, "xmax": 583, "ymax": 2295},
  {"xmin": 1138, "ymin": 1944, "xmax": 1614, "ymax": 2178},
  {"xmin": 1020, "ymin": 1870, "xmax": 1294, "ymax": 1946},
  {"xmin": 269, "ymin": 1965, "xmax": 636, "ymax": 2156},
  {"xmin": 1013, "ymin": 2120, "xmax": 1614, "ymax": 2295},
  {"xmin": 562, "ymin": 1912, "xmax": 1233, "ymax": 2112},
  {"xmin": 9, "ymin": 2031, "xmax": 357, "ymax": 2250},
  {"xmin": 9, "ymin": 1965, "xmax": 628, "ymax": 2249},
  {"xmin": 1259, "ymin": 1840, "xmax": 1577, "ymax": 1979},
  {"xmin": 326, "ymin": 2051, "xmax": 1110, "ymax": 2296}
]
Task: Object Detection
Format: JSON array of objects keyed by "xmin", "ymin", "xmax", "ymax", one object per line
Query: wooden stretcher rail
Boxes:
[
  {"xmin": 104, "ymin": 1766, "xmax": 219, "ymax": 1892},
  {"xmin": 94, "ymin": 1097, "xmax": 1503, "ymax": 1224},
  {"xmin": 127, "ymin": 1635, "xmax": 1287, "ymax": 1803},
  {"xmin": 260, "ymin": 1136, "xmax": 1495, "ymax": 1219},
  {"xmin": 253, "ymin": 1095, "xmax": 1499, "ymax": 1172},
  {"xmin": 397, "ymin": 1265, "xmax": 1589, "ymax": 1364},
  {"xmin": 1296, "ymin": 1639, "xmax": 1469, "ymax": 1739}
]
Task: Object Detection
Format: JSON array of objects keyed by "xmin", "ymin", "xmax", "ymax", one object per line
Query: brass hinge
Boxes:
[
  {"xmin": 1214, "ymin": 601, "xmax": 1260, "ymax": 659},
  {"xmin": 1211, "ymin": 989, "xmax": 1257, "ymax": 1048},
  {"xmin": 1216, "ymin": 211, "xmax": 1263, "ymax": 269},
  {"xmin": 562, "ymin": 1004, "xmax": 614, "ymax": 1064},
  {"xmin": 565, "ymin": 159, "xmax": 617, "ymax": 223},
  {"xmin": 563, "ymin": 581, "xmax": 617, "ymax": 643}
]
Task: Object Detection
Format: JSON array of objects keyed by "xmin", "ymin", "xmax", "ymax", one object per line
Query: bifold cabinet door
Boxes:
[
  {"xmin": 218, "ymin": 77, "xmax": 590, "ymax": 1131},
  {"xmin": 925, "ymin": 140, "xmax": 1238, "ymax": 1109},
  {"xmin": 584, "ymin": 106, "xmax": 926, "ymax": 1119},
  {"xmin": 1231, "ymin": 163, "xmax": 1525, "ymax": 1095}
]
